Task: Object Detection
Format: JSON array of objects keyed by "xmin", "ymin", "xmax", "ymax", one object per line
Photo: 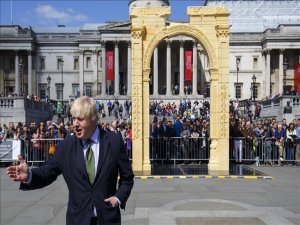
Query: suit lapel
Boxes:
[
  {"xmin": 96, "ymin": 129, "xmax": 109, "ymax": 177},
  {"xmin": 73, "ymin": 137, "xmax": 90, "ymax": 184}
]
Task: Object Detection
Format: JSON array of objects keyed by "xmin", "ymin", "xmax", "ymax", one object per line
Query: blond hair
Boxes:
[{"xmin": 70, "ymin": 96, "xmax": 99, "ymax": 122}]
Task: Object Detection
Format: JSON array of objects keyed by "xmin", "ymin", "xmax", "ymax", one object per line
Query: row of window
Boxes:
[
  {"xmin": 40, "ymin": 56, "xmax": 102, "ymax": 71},
  {"xmin": 235, "ymin": 56, "xmax": 259, "ymax": 70},
  {"xmin": 39, "ymin": 83, "xmax": 93, "ymax": 99},
  {"xmin": 235, "ymin": 83, "xmax": 268, "ymax": 99}
]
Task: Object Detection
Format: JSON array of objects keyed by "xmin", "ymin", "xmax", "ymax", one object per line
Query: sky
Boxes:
[{"xmin": 0, "ymin": 0, "xmax": 205, "ymax": 28}]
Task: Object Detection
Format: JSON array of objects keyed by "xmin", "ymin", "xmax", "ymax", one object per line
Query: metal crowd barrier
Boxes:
[
  {"xmin": 149, "ymin": 137, "xmax": 210, "ymax": 164},
  {"xmin": 23, "ymin": 138, "xmax": 64, "ymax": 164},
  {"xmin": 229, "ymin": 137, "xmax": 299, "ymax": 165},
  {"xmin": 24, "ymin": 138, "xmax": 133, "ymax": 164},
  {"xmin": 20, "ymin": 136, "xmax": 299, "ymax": 166}
]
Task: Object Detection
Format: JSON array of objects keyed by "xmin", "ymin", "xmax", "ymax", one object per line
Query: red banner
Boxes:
[
  {"xmin": 106, "ymin": 51, "xmax": 114, "ymax": 81},
  {"xmin": 185, "ymin": 51, "xmax": 192, "ymax": 81},
  {"xmin": 294, "ymin": 64, "xmax": 300, "ymax": 93}
]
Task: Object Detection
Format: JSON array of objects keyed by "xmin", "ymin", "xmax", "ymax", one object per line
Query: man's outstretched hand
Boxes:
[{"xmin": 6, "ymin": 154, "xmax": 29, "ymax": 182}]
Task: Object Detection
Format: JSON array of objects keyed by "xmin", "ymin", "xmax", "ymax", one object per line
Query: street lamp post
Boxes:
[
  {"xmin": 236, "ymin": 58, "xmax": 240, "ymax": 101},
  {"xmin": 283, "ymin": 57, "xmax": 288, "ymax": 95},
  {"xmin": 59, "ymin": 59, "xmax": 64, "ymax": 103},
  {"xmin": 18, "ymin": 58, "xmax": 24, "ymax": 96},
  {"xmin": 252, "ymin": 74, "xmax": 257, "ymax": 102},
  {"xmin": 47, "ymin": 75, "xmax": 51, "ymax": 102}
]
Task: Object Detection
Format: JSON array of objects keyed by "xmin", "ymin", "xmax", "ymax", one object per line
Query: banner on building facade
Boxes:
[
  {"xmin": 106, "ymin": 51, "xmax": 114, "ymax": 81},
  {"xmin": 294, "ymin": 64, "xmax": 300, "ymax": 93},
  {"xmin": 0, "ymin": 140, "xmax": 21, "ymax": 161},
  {"xmin": 185, "ymin": 51, "xmax": 192, "ymax": 81}
]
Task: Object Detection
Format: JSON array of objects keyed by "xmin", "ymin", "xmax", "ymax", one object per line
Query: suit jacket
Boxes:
[
  {"xmin": 21, "ymin": 127, "xmax": 134, "ymax": 225},
  {"xmin": 158, "ymin": 124, "xmax": 168, "ymax": 138}
]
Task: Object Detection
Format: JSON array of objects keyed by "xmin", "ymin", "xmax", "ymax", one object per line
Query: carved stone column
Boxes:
[
  {"xmin": 179, "ymin": 41, "xmax": 184, "ymax": 95},
  {"xmin": 142, "ymin": 68, "xmax": 151, "ymax": 172},
  {"xmin": 131, "ymin": 26, "xmax": 146, "ymax": 173},
  {"xmin": 27, "ymin": 50, "xmax": 32, "ymax": 96},
  {"xmin": 114, "ymin": 41, "xmax": 119, "ymax": 96},
  {"xmin": 208, "ymin": 25, "xmax": 230, "ymax": 175}
]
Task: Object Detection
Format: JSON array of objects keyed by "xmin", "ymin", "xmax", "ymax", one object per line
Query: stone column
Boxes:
[
  {"xmin": 131, "ymin": 26, "xmax": 146, "ymax": 173},
  {"xmin": 142, "ymin": 68, "xmax": 151, "ymax": 172},
  {"xmin": 261, "ymin": 51, "xmax": 266, "ymax": 97},
  {"xmin": 265, "ymin": 50, "xmax": 271, "ymax": 97},
  {"xmin": 79, "ymin": 50, "xmax": 84, "ymax": 96},
  {"xmin": 199, "ymin": 49, "xmax": 205, "ymax": 93},
  {"xmin": 192, "ymin": 41, "xmax": 198, "ymax": 95},
  {"xmin": 166, "ymin": 40, "xmax": 172, "ymax": 96},
  {"xmin": 127, "ymin": 41, "xmax": 132, "ymax": 96},
  {"xmin": 27, "ymin": 50, "xmax": 32, "ymax": 96},
  {"xmin": 35, "ymin": 52, "xmax": 39, "ymax": 96},
  {"xmin": 279, "ymin": 49, "xmax": 284, "ymax": 95},
  {"xmin": 204, "ymin": 54, "xmax": 208, "ymax": 70},
  {"xmin": 114, "ymin": 41, "xmax": 119, "ymax": 96},
  {"xmin": 153, "ymin": 47, "xmax": 159, "ymax": 96},
  {"xmin": 101, "ymin": 42, "xmax": 106, "ymax": 96},
  {"xmin": 179, "ymin": 41, "xmax": 184, "ymax": 95},
  {"xmin": 93, "ymin": 50, "xmax": 98, "ymax": 95},
  {"xmin": 15, "ymin": 51, "xmax": 20, "ymax": 96}
]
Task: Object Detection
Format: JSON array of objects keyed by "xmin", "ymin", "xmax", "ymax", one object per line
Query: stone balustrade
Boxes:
[
  {"xmin": 0, "ymin": 97, "xmax": 53, "ymax": 125},
  {"xmin": 258, "ymin": 95, "xmax": 300, "ymax": 122}
]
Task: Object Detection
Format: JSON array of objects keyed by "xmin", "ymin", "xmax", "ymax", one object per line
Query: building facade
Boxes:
[{"xmin": 0, "ymin": 0, "xmax": 299, "ymax": 102}]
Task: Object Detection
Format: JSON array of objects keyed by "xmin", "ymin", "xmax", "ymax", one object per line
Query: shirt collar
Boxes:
[{"xmin": 83, "ymin": 126, "xmax": 100, "ymax": 146}]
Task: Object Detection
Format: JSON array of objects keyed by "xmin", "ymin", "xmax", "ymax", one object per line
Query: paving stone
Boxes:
[
  {"xmin": 176, "ymin": 218, "xmax": 266, "ymax": 225},
  {"xmin": 1, "ymin": 166, "xmax": 300, "ymax": 225}
]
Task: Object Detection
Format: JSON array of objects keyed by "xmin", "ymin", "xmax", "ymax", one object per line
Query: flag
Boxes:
[
  {"xmin": 185, "ymin": 50, "xmax": 192, "ymax": 81},
  {"xmin": 294, "ymin": 64, "xmax": 300, "ymax": 92},
  {"xmin": 106, "ymin": 51, "xmax": 114, "ymax": 80}
]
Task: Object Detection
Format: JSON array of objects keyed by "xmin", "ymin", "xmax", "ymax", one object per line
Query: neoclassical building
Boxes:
[{"xmin": 0, "ymin": 0, "xmax": 299, "ymax": 102}]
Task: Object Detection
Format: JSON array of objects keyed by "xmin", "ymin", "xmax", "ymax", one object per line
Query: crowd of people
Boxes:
[
  {"xmin": 230, "ymin": 117, "xmax": 300, "ymax": 166},
  {"xmin": 0, "ymin": 119, "xmax": 133, "ymax": 162},
  {"xmin": 1, "ymin": 96, "xmax": 300, "ymax": 166}
]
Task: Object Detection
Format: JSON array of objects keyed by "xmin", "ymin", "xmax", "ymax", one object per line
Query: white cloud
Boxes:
[{"xmin": 35, "ymin": 5, "xmax": 88, "ymax": 24}]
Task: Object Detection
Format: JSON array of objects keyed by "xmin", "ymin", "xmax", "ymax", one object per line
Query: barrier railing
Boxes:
[
  {"xmin": 229, "ymin": 137, "xmax": 299, "ymax": 165},
  {"xmin": 229, "ymin": 137, "xmax": 264, "ymax": 163},
  {"xmin": 16, "ymin": 136, "xmax": 299, "ymax": 166},
  {"xmin": 24, "ymin": 138, "xmax": 64, "ymax": 164},
  {"xmin": 149, "ymin": 137, "xmax": 210, "ymax": 164}
]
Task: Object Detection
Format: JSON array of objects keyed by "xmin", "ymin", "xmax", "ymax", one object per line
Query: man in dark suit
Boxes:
[
  {"xmin": 157, "ymin": 118, "xmax": 168, "ymax": 159},
  {"xmin": 6, "ymin": 96, "xmax": 134, "ymax": 225}
]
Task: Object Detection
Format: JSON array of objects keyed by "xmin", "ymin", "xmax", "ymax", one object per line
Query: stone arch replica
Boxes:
[{"xmin": 130, "ymin": 6, "xmax": 230, "ymax": 175}]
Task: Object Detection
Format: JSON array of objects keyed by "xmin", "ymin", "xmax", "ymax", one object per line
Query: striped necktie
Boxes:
[{"xmin": 85, "ymin": 139, "xmax": 95, "ymax": 184}]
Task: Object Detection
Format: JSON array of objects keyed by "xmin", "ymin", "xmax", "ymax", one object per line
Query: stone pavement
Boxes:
[{"xmin": 1, "ymin": 166, "xmax": 300, "ymax": 225}]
